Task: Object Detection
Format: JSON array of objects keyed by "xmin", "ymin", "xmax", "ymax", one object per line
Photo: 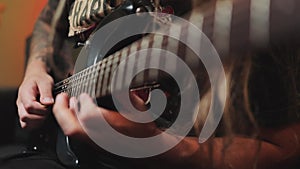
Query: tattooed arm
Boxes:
[{"xmin": 16, "ymin": 0, "xmax": 61, "ymax": 130}]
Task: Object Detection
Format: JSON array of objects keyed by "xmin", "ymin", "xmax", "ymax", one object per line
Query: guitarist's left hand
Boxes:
[{"xmin": 53, "ymin": 92, "xmax": 160, "ymax": 143}]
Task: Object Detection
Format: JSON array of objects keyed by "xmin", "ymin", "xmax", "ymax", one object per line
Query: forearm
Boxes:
[
  {"xmin": 137, "ymin": 134, "xmax": 204, "ymax": 169},
  {"xmin": 142, "ymin": 125, "xmax": 300, "ymax": 169},
  {"xmin": 26, "ymin": 0, "xmax": 59, "ymax": 73}
]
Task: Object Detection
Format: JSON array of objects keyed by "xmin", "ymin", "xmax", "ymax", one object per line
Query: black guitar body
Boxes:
[{"xmin": 55, "ymin": 0, "xmax": 180, "ymax": 168}]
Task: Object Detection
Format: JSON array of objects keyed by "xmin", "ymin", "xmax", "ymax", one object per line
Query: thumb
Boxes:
[{"xmin": 37, "ymin": 77, "xmax": 54, "ymax": 105}]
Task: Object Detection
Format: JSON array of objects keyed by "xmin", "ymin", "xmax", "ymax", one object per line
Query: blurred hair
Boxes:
[{"xmin": 195, "ymin": 46, "xmax": 300, "ymax": 142}]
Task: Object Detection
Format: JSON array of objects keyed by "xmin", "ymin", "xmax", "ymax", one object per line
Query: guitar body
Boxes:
[
  {"xmin": 55, "ymin": 1, "xmax": 182, "ymax": 168},
  {"xmin": 56, "ymin": 34, "xmax": 183, "ymax": 169}
]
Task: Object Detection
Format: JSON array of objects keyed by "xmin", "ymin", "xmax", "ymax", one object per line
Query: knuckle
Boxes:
[
  {"xmin": 52, "ymin": 104, "xmax": 59, "ymax": 113},
  {"xmin": 23, "ymin": 102, "xmax": 34, "ymax": 111},
  {"xmin": 64, "ymin": 127, "xmax": 78, "ymax": 137},
  {"xmin": 45, "ymin": 75, "xmax": 54, "ymax": 84},
  {"xmin": 19, "ymin": 114, "xmax": 29, "ymax": 123},
  {"xmin": 16, "ymin": 98, "xmax": 21, "ymax": 106}
]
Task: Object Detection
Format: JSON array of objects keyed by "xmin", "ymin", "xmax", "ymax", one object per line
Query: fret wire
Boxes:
[
  {"xmin": 70, "ymin": 76, "xmax": 75, "ymax": 97},
  {"xmin": 74, "ymin": 73, "xmax": 79, "ymax": 97},
  {"xmin": 83, "ymin": 66, "xmax": 88, "ymax": 94},
  {"xmin": 124, "ymin": 38, "xmax": 140, "ymax": 90},
  {"xmin": 111, "ymin": 50, "xmax": 122, "ymax": 93},
  {"xmin": 99, "ymin": 61, "xmax": 106, "ymax": 96},
  {"xmin": 88, "ymin": 63, "xmax": 96, "ymax": 97},
  {"xmin": 78, "ymin": 71, "xmax": 84, "ymax": 96},
  {"xmin": 55, "ymin": 75, "xmax": 105, "ymax": 95},
  {"xmin": 95, "ymin": 62, "xmax": 102, "ymax": 97},
  {"xmin": 96, "ymin": 59, "xmax": 107, "ymax": 97},
  {"xmin": 76, "ymin": 68, "xmax": 84, "ymax": 96},
  {"xmin": 55, "ymin": 25, "xmax": 147, "ymax": 93},
  {"xmin": 78, "ymin": 70, "xmax": 83, "ymax": 95},
  {"xmin": 84, "ymin": 66, "xmax": 90, "ymax": 94},
  {"xmin": 108, "ymin": 51, "xmax": 121, "ymax": 95},
  {"xmin": 69, "ymin": 75, "xmax": 75, "ymax": 97},
  {"xmin": 76, "ymin": 71, "xmax": 81, "ymax": 96},
  {"xmin": 101, "ymin": 58, "xmax": 111, "ymax": 96},
  {"xmin": 94, "ymin": 63, "xmax": 101, "ymax": 97},
  {"xmin": 91, "ymin": 63, "xmax": 97, "ymax": 97},
  {"xmin": 54, "ymin": 50, "xmax": 120, "ymax": 95},
  {"xmin": 89, "ymin": 65, "xmax": 94, "ymax": 95},
  {"xmin": 90, "ymin": 64, "xmax": 95, "ymax": 97},
  {"xmin": 87, "ymin": 64, "xmax": 92, "ymax": 96},
  {"xmin": 83, "ymin": 68, "xmax": 89, "ymax": 94},
  {"xmin": 54, "ymin": 33, "xmax": 160, "ymax": 98}
]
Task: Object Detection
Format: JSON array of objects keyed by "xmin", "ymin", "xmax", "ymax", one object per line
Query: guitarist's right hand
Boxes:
[{"xmin": 16, "ymin": 60, "xmax": 54, "ymax": 130}]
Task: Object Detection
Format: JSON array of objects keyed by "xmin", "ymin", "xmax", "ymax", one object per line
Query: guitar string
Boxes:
[
  {"xmin": 54, "ymin": 54, "xmax": 117, "ymax": 92},
  {"xmin": 54, "ymin": 31, "xmax": 165, "ymax": 97},
  {"xmin": 54, "ymin": 32, "xmax": 160, "ymax": 91}
]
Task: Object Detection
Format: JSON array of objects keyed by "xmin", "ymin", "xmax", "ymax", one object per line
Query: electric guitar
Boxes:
[
  {"xmin": 54, "ymin": 1, "xmax": 190, "ymax": 168},
  {"xmin": 30, "ymin": 0, "xmax": 300, "ymax": 168}
]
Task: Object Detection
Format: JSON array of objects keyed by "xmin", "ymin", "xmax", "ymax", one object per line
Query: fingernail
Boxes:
[{"xmin": 42, "ymin": 97, "xmax": 54, "ymax": 103}]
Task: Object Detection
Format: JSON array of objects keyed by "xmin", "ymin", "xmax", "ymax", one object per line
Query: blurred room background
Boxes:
[
  {"xmin": 0, "ymin": 0, "xmax": 47, "ymax": 145},
  {"xmin": 0, "ymin": 0, "xmax": 47, "ymax": 88}
]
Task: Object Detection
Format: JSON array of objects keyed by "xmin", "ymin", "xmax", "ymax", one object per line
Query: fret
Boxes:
[
  {"xmin": 116, "ymin": 35, "xmax": 144, "ymax": 90},
  {"xmin": 68, "ymin": 76, "xmax": 73, "ymax": 97},
  {"xmin": 101, "ymin": 56, "xmax": 113, "ymax": 96},
  {"xmin": 69, "ymin": 75, "xmax": 74, "ymax": 97},
  {"xmin": 95, "ymin": 62, "xmax": 102, "ymax": 97},
  {"xmin": 143, "ymin": 34, "xmax": 155, "ymax": 86},
  {"xmin": 76, "ymin": 71, "xmax": 81, "ymax": 96},
  {"xmin": 133, "ymin": 35, "xmax": 152, "ymax": 85},
  {"xmin": 85, "ymin": 65, "xmax": 94, "ymax": 96},
  {"xmin": 71, "ymin": 71, "xmax": 77, "ymax": 96},
  {"xmin": 124, "ymin": 50, "xmax": 136, "ymax": 90},
  {"xmin": 76, "ymin": 72, "xmax": 82, "ymax": 97},
  {"xmin": 147, "ymin": 34, "xmax": 161, "ymax": 80},
  {"xmin": 89, "ymin": 64, "xmax": 98, "ymax": 98},
  {"xmin": 120, "ymin": 36, "xmax": 148, "ymax": 89},
  {"xmin": 86, "ymin": 65, "xmax": 92, "ymax": 95},
  {"xmin": 114, "ymin": 50, "xmax": 126, "ymax": 92},
  {"xmin": 87, "ymin": 66, "xmax": 92, "ymax": 96},
  {"xmin": 73, "ymin": 73, "xmax": 78, "ymax": 97},
  {"xmin": 111, "ymin": 50, "xmax": 122, "ymax": 92},
  {"xmin": 74, "ymin": 70, "xmax": 81, "ymax": 96},
  {"xmin": 79, "ymin": 69, "xmax": 86, "ymax": 95},
  {"xmin": 91, "ymin": 64, "xmax": 97, "ymax": 96},
  {"xmin": 106, "ymin": 55, "xmax": 116, "ymax": 95},
  {"xmin": 79, "ymin": 69, "xmax": 85, "ymax": 95},
  {"xmin": 96, "ymin": 58, "xmax": 107, "ymax": 97},
  {"xmin": 85, "ymin": 66, "xmax": 93, "ymax": 94}
]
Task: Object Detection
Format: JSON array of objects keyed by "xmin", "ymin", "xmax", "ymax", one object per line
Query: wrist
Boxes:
[
  {"xmin": 25, "ymin": 57, "xmax": 50, "ymax": 76},
  {"xmin": 144, "ymin": 134, "xmax": 199, "ymax": 169}
]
